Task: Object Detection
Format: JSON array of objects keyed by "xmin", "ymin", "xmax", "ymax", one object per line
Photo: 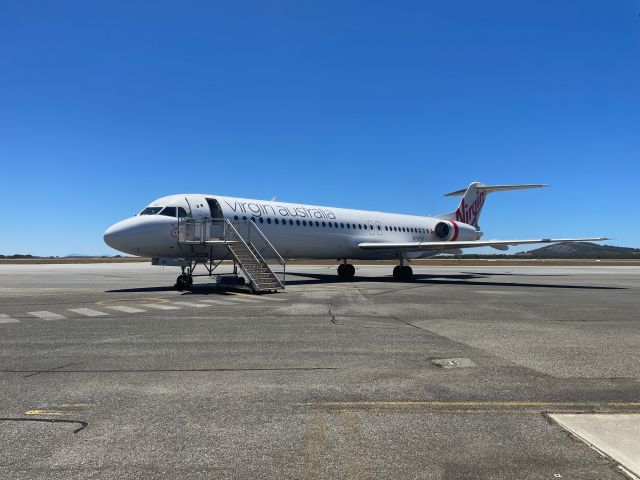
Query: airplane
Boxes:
[{"xmin": 104, "ymin": 182, "xmax": 607, "ymax": 287}]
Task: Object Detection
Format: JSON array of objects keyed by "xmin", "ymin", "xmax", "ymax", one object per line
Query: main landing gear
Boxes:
[
  {"xmin": 337, "ymin": 262, "xmax": 355, "ymax": 280},
  {"xmin": 393, "ymin": 264, "xmax": 413, "ymax": 281}
]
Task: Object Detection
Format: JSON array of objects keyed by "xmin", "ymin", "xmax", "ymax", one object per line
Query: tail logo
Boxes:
[{"xmin": 455, "ymin": 191, "xmax": 487, "ymax": 226}]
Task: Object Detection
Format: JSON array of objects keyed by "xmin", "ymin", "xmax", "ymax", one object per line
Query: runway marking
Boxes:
[
  {"xmin": 69, "ymin": 308, "xmax": 109, "ymax": 317},
  {"xmin": 252, "ymin": 295, "xmax": 287, "ymax": 301},
  {"xmin": 104, "ymin": 305, "xmax": 147, "ymax": 314},
  {"xmin": 25, "ymin": 409, "xmax": 64, "ymax": 416},
  {"xmin": 305, "ymin": 401, "xmax": 640, "ymax": 416},
  {"xmin": 97, "ymin": 297, "xmax": 170, "ymax": 305},
  {"xmin": 309, "ymin": 401, "xmax": 640, "ymax": 408},
  {"xmin": 222, "ymin": 296, "xmax": 262, "ymax": 303},
  {"xmin": 0, "ymin": 314, "xmax": 20, "ymax": 324},
  {"xmin": 171, "ymin": 301, "xmax": 211, "ymax": 308},
  {"xmin": 28, "ymin": 311, "xmax": 66, "ymax": 321},
  {"xmin": 198, "ymin": 298, "xmax": 236, "ymax": 305},
  {"xmin": 140, "ymin": 303, "xmax": 180, "ymax": 310}
]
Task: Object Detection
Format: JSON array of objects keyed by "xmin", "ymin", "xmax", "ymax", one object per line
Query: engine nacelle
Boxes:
[{"xmin": 433, "ymin": 221, "xmax": 479, "ymax": 242}]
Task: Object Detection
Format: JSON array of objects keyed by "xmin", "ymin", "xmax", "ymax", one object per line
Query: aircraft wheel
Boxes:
[
  {"xmin": 401, "ymin": 265, "xmax": 413, "ymax": 281},
  {"xmin": 338, "ymin": 263, "xmax": 355, "ymax": 279},
  {"xmin": 345, "ymin": 264, "xmax": 355, "ymax": 278},
  {"xmin": 175, "ymin": 275, "xmax": 187, "ymax": 291},
  {"xmin": 392, "ymin": 265, "xmax": 402, "ymax": 280},
  {"xmin": 393, "ymin": 265, "xmax": 413, "ymax": 281},
  {"xmin": 185, "ymin": 275, "xmax": 193, "ymax": 287}
]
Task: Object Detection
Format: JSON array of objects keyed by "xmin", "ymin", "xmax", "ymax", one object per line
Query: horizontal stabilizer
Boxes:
[{"xmin": 444, "ymin": 184, "xmax": 547, "ymax": 197}]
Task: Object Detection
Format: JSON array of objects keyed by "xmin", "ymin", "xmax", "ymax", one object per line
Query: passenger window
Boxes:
[
  {"xmin": 303, "ymin": 220, "xmax": 307, "ymax": 226},
  {"xmin": 259, "ymin": 217, "xmax": 264, "ymax": 223},
  {"xmin": 377, "ymin": 225, "xmax": 381, "ymax": 230},
  {"xmin": 347, "ymin": 224, "xmax": 351, "ymax": 229},
  {"xmin": 267, "ymin": 218, "xmax": 271, "ymax": 224},
  {"xmin": 340, "ymin": 223, "xmax": 344, "ymax": 228},
  {"xmin": 296, "ymin": 220, "xmax": 300, "ymax": 226},
  {"xmin": 275, "ymin": 218, "xmax": 279, "ymax": 224},
  {"xmin": 242, "ymin": 216, "xmax": 247, "ymax": 221},
  {"xmin": 358, "ymin": 224, "xmax": 362, "ymax": 229},
  {"xmin": 288, "ymin": 219, "xmax": 292, "ymax": 225},
  {"xmin": 234, "ymin": 215, "xmax": 239, "ymax": 221},
  {"xmin": 322, "ymin": 221, "xmax": 326, "ymax": 227},
  {"xmin": 315, "ymin": 221, "xmax": 320, "ymax": 227},
  {"xmin": 251, "ymin": 217, "xmax": 256, "ymax": 222}
]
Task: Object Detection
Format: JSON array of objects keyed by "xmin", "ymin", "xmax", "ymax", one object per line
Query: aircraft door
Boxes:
[
  {"xmin": 367, "ymin": 220, "xmax": 375, "ymax": 235},
  {"xmin": 185, "ymin": 195, "xmax": 211, "ymax": 218},
  {"xmin": 375, "ymin": 220, "xmax": 382, "ymax": 235}
]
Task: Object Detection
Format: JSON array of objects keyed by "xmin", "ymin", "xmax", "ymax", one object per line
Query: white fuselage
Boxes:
[{"xmin": 104, "ymin": 194, "xmax": 480, "ymax": 260}]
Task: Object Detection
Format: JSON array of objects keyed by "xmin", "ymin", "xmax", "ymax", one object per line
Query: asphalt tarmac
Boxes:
[{"xmin": 0, "ymin": 263, "xmax": 639, "ymax": 479}]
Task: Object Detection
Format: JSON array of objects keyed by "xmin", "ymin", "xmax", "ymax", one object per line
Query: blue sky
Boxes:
[{"xmin": 1, "ymin": 1, "xmax": 638, "ymax": 256}]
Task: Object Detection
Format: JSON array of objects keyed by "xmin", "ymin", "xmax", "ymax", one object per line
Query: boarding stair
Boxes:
[{"xmin": 177, "ymin": 218, "xmax": 285, "ymax": 293}]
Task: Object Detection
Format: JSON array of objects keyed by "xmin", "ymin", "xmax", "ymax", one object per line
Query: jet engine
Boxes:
[{"xmin": 433, "ymin": 221, "xmax": 479, "ymax": 242}]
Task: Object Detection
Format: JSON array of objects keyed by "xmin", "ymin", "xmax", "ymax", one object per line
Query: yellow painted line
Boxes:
[
  {"xmin": 311, "ymin": 401, "xmax": 640, "ymax": 407},
  {"xmin": 96, "ymin": 297, "xmax": 170, "ymax": 305},
  {"xmin": 25, "ymin": 409, "xmax": 64, "ymax": 416}
]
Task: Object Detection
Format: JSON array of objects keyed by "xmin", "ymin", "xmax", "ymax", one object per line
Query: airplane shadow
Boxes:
[
  {"xmin": 282, "ymin": 271, "xmax": 625, "ymax": 290},
  {"xmin": 106, "ymin": 285, "xmax": 252, "ymax": 295},
  {"xmin": 105, "ymin": 271, "xmax": 624, "ymax": 293},
  {"xmin": 106, "ymin": 286, "xmax": 177, "ymax": 293}
]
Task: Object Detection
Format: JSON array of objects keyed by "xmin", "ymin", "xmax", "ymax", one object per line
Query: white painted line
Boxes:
[
  {"xmin": 105, "ymin": 306, "xmax": 147, "ymax": 314},
  {"xmin": 198, "ymin": 299, "xmax": 236, "ymax": 305},
  {"xmin": 0, "ymin": 314, "xmax": 20, "ymax": 324},
  {"xmin": 28, "ymin": 311, "xmax": 66, "ymax": 321},
  {"xmin": 224, "ymin": 296, "xmax": 262, "ymax": 303},
  {"xmin": 69, "ymin": 308, "xmax": 109, "ymax": 317},
  {"xmin": 172, "ymin": 301, "xmax": 211, "ymax": 308},
  {"xmin": 551, "ymin": 414, "xmax": 640, "ymax": 477},
  {"xmin": 253, "ymin": 295, "xmax": 287, "ymax": 301},
  {"xmin": 140, "ymin": 303, "xmax": 180, "ymax": 310}
]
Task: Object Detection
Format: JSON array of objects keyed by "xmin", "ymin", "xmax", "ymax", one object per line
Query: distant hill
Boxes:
[
  {"xmin": 452, "ymin": 242, "xmax": 640, "ymax": 259},
  {"xmin": 516, "ymin": 242, "xmax": 640, "ymax": 259}
]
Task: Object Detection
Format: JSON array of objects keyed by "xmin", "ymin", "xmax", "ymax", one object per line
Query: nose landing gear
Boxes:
[
  {"xmin": 175, "ymin": 267, "xmax": 194, "ymax": 291},
  {"xmin": 337, "ymin": 262, "xmax": 355, "ymax": 279}
]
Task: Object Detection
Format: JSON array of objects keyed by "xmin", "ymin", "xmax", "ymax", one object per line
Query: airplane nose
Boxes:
[
  {"xmin": 104, "ymin": 216, "xmax": 176, "ymax": 256},
  {"xmin": 104, "ymin": 218, "xmax": 137, "ymax": 253}
]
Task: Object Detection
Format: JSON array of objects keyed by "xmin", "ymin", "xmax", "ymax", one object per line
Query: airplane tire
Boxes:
[
  {"xmin": 401, "ymin": 266, "xmax": 413, "ymax": 281},
  {"xmin": 338, "ymin": 263, "xmax": 355, "ymax": 279},
  {"xmin": 392, "ymin": 265, "xmax": 402, "ymax": 280},
  {"xmin": 345, "ymin": 264, "xmax": 355, "ymax": 278},
  {"xmin": 393, "ymin": 265, "xmax": 413, "ymax": 281},
  {"xmin": 176, "ymin": 275, "xmax": 187, "ymax": 290}
]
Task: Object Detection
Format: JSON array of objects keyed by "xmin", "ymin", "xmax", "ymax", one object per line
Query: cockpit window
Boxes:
[
  {"xmin": 157, "ymin": 206, "xmax": 190, "ymax": 218},
  {"xmin": 140, "ymin": 207, "xmax": 162, "ymax": 215},
  {"xmin": 159, "ymin": 207, "xmax": 177, "ymax": 217}
]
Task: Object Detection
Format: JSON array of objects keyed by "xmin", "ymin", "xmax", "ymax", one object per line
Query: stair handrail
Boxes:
[
  {"xmin": 244, "ymin": 220, "xmax": 286, "ymax": 287},
  {"xmin": 223, "ymin": 219, "xmax": 264, "ymax": 289}
]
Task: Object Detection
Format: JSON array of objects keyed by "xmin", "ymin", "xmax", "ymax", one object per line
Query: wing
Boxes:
[{"xmin": 358, "ymin": 237, "xmax": 609, "ymax": 252}]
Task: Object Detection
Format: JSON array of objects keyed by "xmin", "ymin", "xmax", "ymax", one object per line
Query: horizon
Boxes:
[{"xmin": 1, "ymin": 1, "xmax": 638, "ymax": 256}]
